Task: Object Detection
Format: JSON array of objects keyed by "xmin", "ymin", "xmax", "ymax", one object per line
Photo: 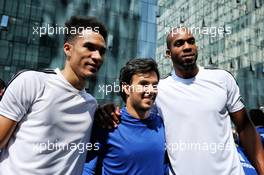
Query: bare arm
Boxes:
[
  {"xmin": 0, "ymin": 115, "xmax": 17, "ymax": 149},
  {"xmin": 231, "ymin": 108, "xmax": 264, "ymax": 175}
]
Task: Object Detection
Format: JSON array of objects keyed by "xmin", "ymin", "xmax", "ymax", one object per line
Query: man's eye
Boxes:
[
  {"xmin": 187, "ymin": 38, "xmax": 195, "ymax": 45},
  {"xmin": 86, "ymin": 44, "xmax": 96, "ymax": 51},
  {"xmin": 99, "ymin": 48, "xmax": 106, "ymax": 56},
  {"xmin": 174, "ymin": 40, "xmax": 185, "ymax": 47},
  {"xmin": 139, "ymin": 81, "xmax": 148, "ymax": 86},
  {"xmin": 85, "ymin": 43, "xmax": 106, "ymax": 56},
  {"xmin": 84, "ymin": 43, "xmax": 96, "ymax": 51}
]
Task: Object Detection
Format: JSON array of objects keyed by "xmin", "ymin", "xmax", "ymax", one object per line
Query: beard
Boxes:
[
  {"xmin": 173, "ymin": 53, "xmax": 198, "ymax": 71},
  {"xmin": 182, "ymin": 61, "xmax": 197, "ymax": 71}
]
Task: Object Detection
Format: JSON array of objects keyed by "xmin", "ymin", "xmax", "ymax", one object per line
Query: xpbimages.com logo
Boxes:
[
  {"xmin": 33, "ymin": 140, "xmax": 100, "ymax": 154},
  {"xmin": 32, "ymin": 23, "xmax": 100, "ymax": 37},
  {"xmin": 166, "ymin": 141, "xmax": 232, "ymax": 154},
  {"xmin": 166, "ymin": 24, "xmax": 232, "ymax": 37},
  {"xmin": 98, "ymin": 82, "xmax": 158, "ymax": 95}
]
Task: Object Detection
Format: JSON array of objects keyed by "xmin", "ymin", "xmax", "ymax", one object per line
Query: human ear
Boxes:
[
  {"xmin": 165, "ymin": 49, "xmax": 171, "ymax": 58},
  {"xmin": 123, "ymin": 83, "xmax": 130, "ymax": 96},
  {"xmin": 64, "ymin": 43, "xmax": 72, "ymax": 57}
]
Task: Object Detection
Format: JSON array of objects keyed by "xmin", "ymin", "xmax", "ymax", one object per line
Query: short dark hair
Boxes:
[
  {"xmin": 64, "ymin": 16, "xmax": 108, "ymax": 43},
  {"xmin": 119, "ymin": 58, "xmax": 160, "ymax": 102},
  {"xmin": 166, "ymin": 26, "xmax": 190, "ymax": 49},
  {"xmin": 0, "ymin": 79, "xmax": 5, "ymax": 89}
]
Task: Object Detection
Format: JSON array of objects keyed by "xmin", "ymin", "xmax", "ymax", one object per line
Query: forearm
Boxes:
[
  {"xmin": 0, "ymin": 116, "xmax": 17, "ymax": 149},
  {"xmin": 239, "ymin": 123, "xmax": 264, "ymax": 175},
  {"xmin": 0, "ymin": 126, "xmax": 16, "ymax": 149}
]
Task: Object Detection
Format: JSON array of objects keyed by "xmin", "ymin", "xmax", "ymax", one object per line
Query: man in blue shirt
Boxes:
[{"xmin": 83, "ymin": 58, "xmax": 168, "ymax": 175}]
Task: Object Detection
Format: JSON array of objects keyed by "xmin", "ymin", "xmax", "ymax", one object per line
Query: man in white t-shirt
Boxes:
[
  {"xmin": 0, "ymin": 16, "xmax": 107, "ymax": 175},
  {"xmin": 157, "ymin": 27, "xmax": 264, "ymax": 175}
]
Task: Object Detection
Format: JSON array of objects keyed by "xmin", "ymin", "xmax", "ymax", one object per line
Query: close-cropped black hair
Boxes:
[
  {"xmin": 64, "ymin": 15, "xmax": 108, "ymax": 43},
  {"xmin": 166, "ymin": 26, "xmax": 190, "ymax": 49},
  {"xmin": 119, "ymin": 58, "xmax": 160, "ymax": 102}
]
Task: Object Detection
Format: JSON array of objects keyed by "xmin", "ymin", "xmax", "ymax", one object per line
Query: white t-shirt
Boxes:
[
  {"xmin": 0, "ymin": 69, "xmax": 97, "ymax": 175},
  {"xmin": 156, "ymin": 67, "xmax": 245, "ymax": 175}
]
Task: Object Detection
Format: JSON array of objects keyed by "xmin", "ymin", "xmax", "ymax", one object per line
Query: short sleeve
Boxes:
[
  {"xmin": 225, "ymin": 72, "xmax": 244, "ymax": 113},
  {"xmin": 0, "ymin": 71, "xmax": 39, "ymax": 122}
]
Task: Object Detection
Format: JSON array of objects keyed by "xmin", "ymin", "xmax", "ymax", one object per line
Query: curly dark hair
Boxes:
[{"xmin": 119, "ymin": 58, "xmax": 160, "ymax": 102}]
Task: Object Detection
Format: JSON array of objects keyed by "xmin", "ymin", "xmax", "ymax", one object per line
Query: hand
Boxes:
[{"xmin": 94, "ymin": 103, "xmax": 121, "ymax": 129}]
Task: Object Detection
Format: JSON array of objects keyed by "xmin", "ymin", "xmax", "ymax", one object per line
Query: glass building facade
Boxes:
[
  {"xmin": 156, "ymin": 0, "xmax": 264, "ymax": 109},
  {"xmin": 0, "ymin": 0, "xmax": 158, "ymax": 104}
]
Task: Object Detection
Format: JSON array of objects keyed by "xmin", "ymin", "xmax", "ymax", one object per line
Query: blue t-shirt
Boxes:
[{"xmin": 83, "ymin": 107, "xmax": 167, "ymax": 175}]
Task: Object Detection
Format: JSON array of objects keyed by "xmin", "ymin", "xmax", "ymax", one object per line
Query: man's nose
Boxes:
[
  {"xmin": 92, "ymin": 50, "xmax": 102, "ymax": 58},
  {"xmin": 91, "ymin": 50, "xmax": 103, "ymax": 63},
  {"xmin": 182, "ymin": 42, "xmax": 192, "ymax": 52}
]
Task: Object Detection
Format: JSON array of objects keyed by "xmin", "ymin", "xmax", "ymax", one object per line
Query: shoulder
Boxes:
[
  {"xmin": 150, "ymin": 114, "xmax": 164, "ymax": 131},
  {"xmin": 5, "ymin": 69, "xmax": 57, "ymax": 96},
  {"xmin": 80, "ymin": 92, "xmax": 98, "ymax": 113},
  {"xmin": 8, "ymin": 69, "xmax": 56, "ymax": 84},
  {"xmin": 202, "ymin": 67, "xmax": 235, "ymax": 81},
  {"xmin": 158, "ymin": 73, "xmax": 172, "ymax": 87},
  {"xmin": 149, "ymin": 107, "xmax": 164, "ymax": 127},
  {"xmin": 84, "ymin": 92, "xmax": 97, "ymax": 105},
  {"xmin": 203, "ymin": 67, "xmax": 232, "ymax": 76}
]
